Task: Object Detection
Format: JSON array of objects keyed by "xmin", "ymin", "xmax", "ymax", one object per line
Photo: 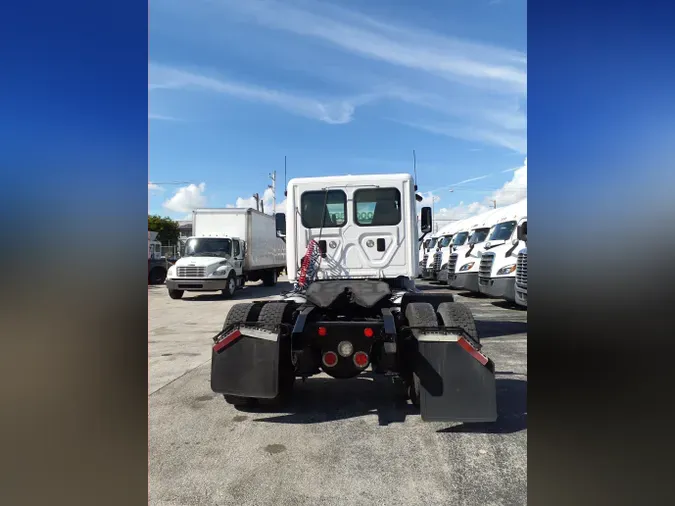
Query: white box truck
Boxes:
[
  {"xmin": 165, "ymin": 208, "xmax": 286, "ymax": 299},
  {"xmin": 515, "ymin": 220, "xmax": 527, "ymax": 307},
  {"xmin": 478, "ymin": 199, "xmax": 527, "ymax": 302}
]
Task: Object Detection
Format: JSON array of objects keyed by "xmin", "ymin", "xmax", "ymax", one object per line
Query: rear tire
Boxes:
[
  {"xmin": 223, "ymin": 395, "xmax": 257, "ymax": 407},
  {"xmin": 168, "ymin": 289, "xmax": 184, "ymax": 299},
  {"xmin": 262, "ymin": 269, "xmax": 277, "ymax": 287},
  {"xmin": 404, "ymin": 302, "xmax": 438, "ymax": 408},
  {"xmin": 256, "ymin": 302, "xmax": 295, "ymax": 404},
  {"xmin": 436, "ymin": 302, "xmax": 480, "ymax": 344}
]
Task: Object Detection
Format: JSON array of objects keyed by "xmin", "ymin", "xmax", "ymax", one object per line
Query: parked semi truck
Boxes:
[
  {"xmin": 515, "ymin": 220, "xmax": 527, "ymax": 307},
  {"xmin": 210, "ymin": 174, "xmax": 497, "ymax": 423},
  {"xmin": 432, "ymin": 220, "xmax": 470, "ymax": 284},
  {"xmin": 419, "ymin": 233, "xmax": 439, "ymax": 279},
  {"xmin": 165, "ymin": 208, "xmax": 286, "ymax": 300},
  {"xmin": 478, "ymin": 199, "xmax": 527, "ymax": 302},
  {"xmin": 447, "ymin": 208, "xmax": 503, "ymax": 292}
]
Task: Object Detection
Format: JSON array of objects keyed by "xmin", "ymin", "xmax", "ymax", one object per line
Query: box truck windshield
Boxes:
[
  {"xmin": 185, "ymin": 238, "xmax": 232, "ymax": 258},
  {"xmin": 489, "ymin": 221, "xmax": 517, "ymax": 241}
]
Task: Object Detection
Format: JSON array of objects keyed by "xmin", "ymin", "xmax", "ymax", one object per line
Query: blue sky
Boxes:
[{"xmin": 149, "ymin": 0, "xmax": 527, "ymax": 222}]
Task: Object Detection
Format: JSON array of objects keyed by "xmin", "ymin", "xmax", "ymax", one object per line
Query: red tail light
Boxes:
[
  {"xmin": 363, "ymin": 327, "xmax": 374, "ymax": 338},
  {"xmin": 322, "ymin": 351, "xmax": 338, "ymax": 368},
  {"xmin": 353, "ymin": 351, "xmax": 369, "ymax": 368},
  {"xmin": 318, "ymin": 326, "xmax": 327, "ymax": 336}
]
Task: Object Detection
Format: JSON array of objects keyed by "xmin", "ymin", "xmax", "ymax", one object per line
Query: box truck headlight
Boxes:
[
  {"xmin": 210, "ymin": 265, "xmax": 230, "ymax": 277},
  {"xmin": 459, "ymin": 262, "xmax": 475, "ymax": 272},
  {"xmin": 497, "ymin": 264, "xmax": 517, "ymax": 275}
]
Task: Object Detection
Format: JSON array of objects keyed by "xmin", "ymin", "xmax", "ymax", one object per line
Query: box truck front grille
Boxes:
[
  {"xmin": 479, "ymin": 253, "xmax": 495, "ymax": 282},
  {"xmin": 177, "ymin": 266, "xmax": 206, "ymax": 278},
  {"xmin": 516, "ymin": 252, "xmax": 528, "ymax": 288},
  {"xmin": 433, "ymin": 250, "xmax": 443, "ymax": 272},
  {"xmin": 421, "ymin": 253, "xmax": 428, "ymax": 268},
  {"xmin": 448, "ymin": 253, "xmax": 458, "ymax": 274}
]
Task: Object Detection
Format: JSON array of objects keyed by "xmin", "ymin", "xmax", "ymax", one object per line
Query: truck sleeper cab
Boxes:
[
  {"xmin": 210, "ymin": 174, "xmax": 498, "ymax": 424},
  {"xmin": 478, "ymin": 200, "xmax": 527, "ymax": 302}
]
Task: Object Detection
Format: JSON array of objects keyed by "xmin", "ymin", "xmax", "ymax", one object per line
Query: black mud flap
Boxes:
[
  {"xmin": 210, "ymin": 325, "xmax": 282, "ymax": 399},
  {"xmin": 416, "ymin": 331, "xmax": 497, "ymax": 422}
]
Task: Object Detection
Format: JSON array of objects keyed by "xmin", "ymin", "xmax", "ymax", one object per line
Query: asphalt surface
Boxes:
[{"xmin": 149, "ymin": 277, "xmax": 527, "ymax": 506}]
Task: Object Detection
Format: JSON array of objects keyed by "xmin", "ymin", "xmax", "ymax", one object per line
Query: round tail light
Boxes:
[
  {"xmin": 353, "ymin": 351, "xmax": 369, "ymax": 368},
  {"xmin": 322, "ymin": 351, "xmax": 338, "ymax": 368},
  {"xmin": 363, "ymin": 327, "xmax": 374, "ymax": 338}
]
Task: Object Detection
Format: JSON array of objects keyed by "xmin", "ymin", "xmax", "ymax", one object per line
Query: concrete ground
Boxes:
[{"xmin": 149, "ymin": 277, "xmax": 527, "ymax": 506}]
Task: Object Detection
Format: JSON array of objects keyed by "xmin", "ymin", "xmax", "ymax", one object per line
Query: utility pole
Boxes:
[
  {"xmin": 253, "ymin": 193, "xmax": 260, "ymax": 211},
  {"xmin": 261, "ymin": 200, "xmax": 265, "ymax": 214},
  {"xmin": 268, "ymin": 170, "xmax": 276, "ymax": 216},
  {"xmin": 491, "ymin": 199, "xmax": 497, "ymax": 209}
]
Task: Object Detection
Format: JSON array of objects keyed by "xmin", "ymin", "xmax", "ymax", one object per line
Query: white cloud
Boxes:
[
  {"xmin": 149, "ymin": 113, "xmax": 178, "ymax": 121},
  {"xmin": 233, "ymin": 186, "xmax": 286, "ymax": 214},
  {"xmin": 222, "ymin": 0, "xmax": 526, "ymax": 94},
  {"xmin": 163, "ymin": 183, "xmax": 207, "ymax": 213},
  {"xmin": 151, "ymin": 0, "xmax": 526, "ymax": 153},
  {"xmin": 149, "ymin": 63, "xmax": 367, "ymax": 124},
  {"xmin": 148, "ymin": 182, "xmax": 164, "ymax": 192},
  {"xmin": 433, "ymin": 158, "xmax": 527, "ymax": 221}
]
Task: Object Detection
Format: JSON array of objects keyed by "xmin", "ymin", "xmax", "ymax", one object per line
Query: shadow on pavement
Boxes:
[
  {"xmin": 476, "ymin": 320, "xmax": 528, "ymax": 338},
  {"xmin": 234, "ymin": 375, "xmax": 526, "ymax": 433},
  {"xmin": 491, "ymin": 300, "xmax": 527, "ymax": 311},
  {"xmin": 180, "ymin": 282, "xmax": 294, "ymax": 301}
]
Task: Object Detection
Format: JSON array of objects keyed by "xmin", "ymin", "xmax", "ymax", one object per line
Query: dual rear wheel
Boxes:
[{"xmin": 404, "ymin": 301, "xmax": 479, "ymax": 407}]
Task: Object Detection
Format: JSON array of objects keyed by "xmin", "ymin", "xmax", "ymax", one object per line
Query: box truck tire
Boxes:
[
  {"xmin": 168, "ymin": 289, "xmax": 184, "ymax": 300},
  {"xmin": 262, "ymin": 269, "xmax": 277, "ymax": 287},
  {"xmin": 221, "ymin": 275, "xmax": 237, "ymax": 299}
]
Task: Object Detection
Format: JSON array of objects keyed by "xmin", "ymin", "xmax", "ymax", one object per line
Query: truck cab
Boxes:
[
  {"xmin": 436, "ymin": 219, "xmax": 471, "ymax": 285},
  {"xmin": 477, "ymin": 199, "xmax": 527, "ymax": 302},
  {"xmin": 284, "ymin": 173, "xmax": 419, "ymax": 284},
  {"xmin": 514, "ymin": 220, "xmax": 527, "ymax": 307},
  {"xmin": 447, "ymin": 208, "xmax": 502, "ymax": 293},
  {"xmin": 421, "ymin": 233, "xmax": 441, "ymax": 279}
]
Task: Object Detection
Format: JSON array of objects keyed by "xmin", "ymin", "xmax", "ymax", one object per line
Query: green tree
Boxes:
[{"xmin": 148, "ymin": 215, "xmax": 180, "ymax": 245}]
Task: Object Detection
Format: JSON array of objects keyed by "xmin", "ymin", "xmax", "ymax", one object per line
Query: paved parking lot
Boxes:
[{"xmin": 149, "ymin": 277, "xmax": 527, "ymax": 506}]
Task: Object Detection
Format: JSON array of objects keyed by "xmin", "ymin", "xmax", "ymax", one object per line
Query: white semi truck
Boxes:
[
  {"xmin": 210, "ymin": 173, "xmax": 497, "ymax": 423},
  {"xmin": 515, "ymin": 220, "xmax": 527, "ymax": 307},
  {"xmin": 433, "ymin": 219, "xmax": 470, "ymax": 284},
  {"xmin": 478, "ymin": 199, "xmax": 527, "ymax": 302},
  {"xmin": 166, "ymin": 208, "xmax": 286, "ymax": 300},
  {"xmin": 419, "ymin": 233, "xmax": 440, "ymax": 279},
  {"xmin": 447, "ymin": 208, "xmax": 504, "ymax": 292}
]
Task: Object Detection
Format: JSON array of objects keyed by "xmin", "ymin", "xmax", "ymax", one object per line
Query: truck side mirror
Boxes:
[
  {"xmin": 275, "ymin": 213, "xmax": 286, "ymax": 238},
  {"xmin": 420, "ymin": 207, "xmax": 432, "ymax": 234},
  {"xmin": 517, "ymin": 222, "xmax": 527, "ymax": 242}
]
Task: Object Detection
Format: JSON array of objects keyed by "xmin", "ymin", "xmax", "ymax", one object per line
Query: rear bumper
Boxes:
[
  {"xmin": 449, "ymin": 272, "xmax": 479, "ymax": 292},
  {"xmin": 515, "ymin": 286, "xmax": 527, "ymax": 307},
  {"xmin": 166, "ymin": 278, "xmax": 228, "ymax": 291},
  {"xmin": 478, "ymin": 276, "xmax": 516, "ymax": 301}
]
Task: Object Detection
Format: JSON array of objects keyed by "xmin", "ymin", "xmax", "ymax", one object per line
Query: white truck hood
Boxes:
[{"xmin": 174, "ymin": 256, "xmax": 229, "ymax": 268}]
